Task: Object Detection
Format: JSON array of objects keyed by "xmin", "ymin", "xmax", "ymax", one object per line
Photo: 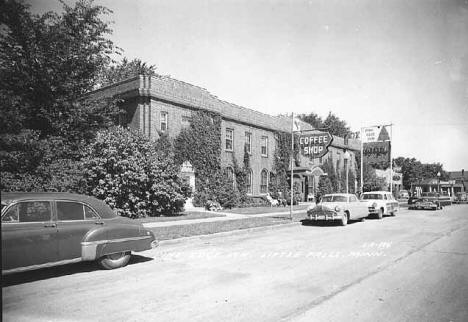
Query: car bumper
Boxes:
[{"xmin": 306, "ymin": 212, "xmax": 343, "ymax": 221}]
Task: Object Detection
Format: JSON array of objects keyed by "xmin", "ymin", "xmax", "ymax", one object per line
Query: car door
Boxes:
[
  {"xmin": 55, "ymin": 201, "xmax": 103, "ymax": 260},
  {"xmin": 1, "ymin": 200, "xmax": 58, "ymax": 271},
  {"xmin": 347, "ymin": 195, "xmax": 366, "ymax": 219}
]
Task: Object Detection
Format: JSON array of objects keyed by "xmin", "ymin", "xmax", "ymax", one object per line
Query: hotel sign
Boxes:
[{"xmin": 298, "ymin": 131, "xmax": 333, "ymax": 159}]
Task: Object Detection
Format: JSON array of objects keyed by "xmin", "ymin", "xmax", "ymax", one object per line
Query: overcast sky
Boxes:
[{"xmin": 29, "ymin": 0, "xmax": 468, "ymax": 170}]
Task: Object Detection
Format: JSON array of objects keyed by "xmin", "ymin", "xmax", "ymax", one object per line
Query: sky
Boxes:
[{"xmin": 29, "ymin": 0, "xmax": 468, "ymax": 170}]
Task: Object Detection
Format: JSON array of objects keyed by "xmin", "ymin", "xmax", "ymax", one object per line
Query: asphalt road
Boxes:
[{"xmin": 3, "ymin": 205, "xmax": 468, "ymax": 322}]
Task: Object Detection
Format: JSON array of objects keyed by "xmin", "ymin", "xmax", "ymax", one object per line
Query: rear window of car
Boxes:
[
  {"xmin": 57, "ymin": 201, "xmax": 100, "ymax": 221},
  {"xmin": 362, "ymin": 194, "xmax": 383, "ymax": 200}
]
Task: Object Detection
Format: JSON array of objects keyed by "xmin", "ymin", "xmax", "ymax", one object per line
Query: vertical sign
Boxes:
[{"xmin": 362, "ymin": 126, "xmax": 391, "ymax": 170}]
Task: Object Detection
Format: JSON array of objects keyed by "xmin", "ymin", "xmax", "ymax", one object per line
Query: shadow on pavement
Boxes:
[
  {"xmin": 300, "ymin": 219, "xmax": 363, "ymax": 226},
  {"xmin": 2, "ymin": 254, "xmax": 153, "ymax": 287}
]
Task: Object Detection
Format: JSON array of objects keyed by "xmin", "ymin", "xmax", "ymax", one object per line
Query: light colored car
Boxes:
[
  {"xmin": 306, "ymin": 193, "xmax": 369, "ymax": 226},
  {"xmin": 398, "ymin": 190, "xmax": 409, "ymax": 199},
  {"xmin": 361, "ymin": 191, "xmax": 399, "ymax": 219},
  {"xmin": 1, "ymin": 192, "xmax": 158, "ymax": 275}
]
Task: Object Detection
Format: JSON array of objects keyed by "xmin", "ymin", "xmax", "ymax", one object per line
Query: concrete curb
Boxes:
[{"xmin": 158, "ymin": 221, "xmax": 301, "ymax": 246}]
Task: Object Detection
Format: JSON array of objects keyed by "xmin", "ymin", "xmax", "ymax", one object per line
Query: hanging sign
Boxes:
[{"xmin": 298, "ymin": 131, "xmax": 333, "ymax": 159}]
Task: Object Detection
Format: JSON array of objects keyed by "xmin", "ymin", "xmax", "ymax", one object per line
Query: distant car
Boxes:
[
  {"xmin": 1, "ymin": 192, "xmax": 158, "ymax": 275},
  {"xmin": 454, "ymin": 192, "xmax": 467, "ymax": 204},
  {"xmin": 409, "ymin": 192, "xmax": 452, "ymax": 207},
  {"xmin": 398, "ymin": 190, "xmax": 409, "ymax": 199},
  {"xmin": 306, "ymin": 193, "xmax": 368, "ymax": 226},
  {"xmin": 361, "ymin": 191, "xmax": 399, "ymax": 219},
  {"xmin": 408, "ymin": 198, "xmax": 442, "ymax": 210}
]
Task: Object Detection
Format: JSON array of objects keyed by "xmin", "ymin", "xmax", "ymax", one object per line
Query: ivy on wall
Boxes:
[{"xmin": 173, "ymin": 111, "xmax": 223, "ymax": 206}]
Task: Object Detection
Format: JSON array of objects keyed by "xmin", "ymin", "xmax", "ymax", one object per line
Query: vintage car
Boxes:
[
  {"xmin": 398, "ymin": 190, "xmax": 409, "ymax": 199},
  {"xmin": 1, "ymin": 192, "xmax": 158, "ymax": 274},
  {"xmin": 454, "ymin": 192, "xmax": 467, "ymax": 204},
  {"xmin": 306, "ymin": 193, "xmax": 368, "ymax": 226},
  {"xmin": 361, "ymin": 191, "xmax": 399, "ymax": 219},
  {"xmin": 408, "ymin": 197, "xmax": 442, "ymax": 210},
  {"xmin": 408, "ymin": 192, "xmax": 451, "ymax": 207}
]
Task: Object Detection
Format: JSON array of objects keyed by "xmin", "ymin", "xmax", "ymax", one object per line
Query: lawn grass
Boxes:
[
  {"xmin": 148, "ymin": 212, "xmax": 307, "ymax": 241},
  {"xmin": 222, "ymin": 204, "xmax": 309, "ymax": 215},
  {"xmin": 135, "ymin": 211, "xmax": 225, "ymax": 224}
]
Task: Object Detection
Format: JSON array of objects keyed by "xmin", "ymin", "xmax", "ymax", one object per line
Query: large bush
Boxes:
[{"xmin": 82, "ymin": 126, "xmax": 190, "ymax": 218}]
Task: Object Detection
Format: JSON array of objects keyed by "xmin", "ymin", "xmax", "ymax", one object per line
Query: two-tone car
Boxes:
[
  {"xmin": 306, "ymin": 193, "xmax": 368, "ymax": 226},
  {"xmin": 1, "ymin": 192, "xmax": 158, "ymax": 274},
  {"xmin": 361, "ymin": 191, "xmax": 399, "ymax": 219},
  {"xmin": 408, "ymin": 198, "xmax": 442, "ymax": 210}
]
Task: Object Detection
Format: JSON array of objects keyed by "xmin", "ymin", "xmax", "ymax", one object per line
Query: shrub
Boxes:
[{"xmin": 82, "ymin": 126, "xmax": 190, "ymax": 218}]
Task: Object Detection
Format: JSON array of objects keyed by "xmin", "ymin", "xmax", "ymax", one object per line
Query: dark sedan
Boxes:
[
  {"xmin": 408, "ymin": 198, "xmax": 442, "ymax": 210},
  {"xmin": 1, "ymin": 192, "xmax": 158, "ymax": 274}
]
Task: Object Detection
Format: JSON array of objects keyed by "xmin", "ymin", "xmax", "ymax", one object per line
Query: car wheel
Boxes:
[
  {"xmin": 98, "ymin": 251, "xmax": 131, "ymax": 270},
  {"xmin": 390, "ymin": 212, "xmax": 395, "ymax": 216},
  {"xmin": 340, "ymin": 213, "xmax": 348, "ymax": 226},
  {"xmin": 377, "ymin": 208, "xmax": 383, "ymax": 219}
]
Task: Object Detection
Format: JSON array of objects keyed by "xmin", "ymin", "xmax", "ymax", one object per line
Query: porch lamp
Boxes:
[{"xmin": 344, "ymin": 150, "xmax": 351, "ymax": 194}]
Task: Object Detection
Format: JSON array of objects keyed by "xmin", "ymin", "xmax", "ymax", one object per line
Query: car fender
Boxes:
[{"xmin": 81, "ymin": 223, "xmax": 154, "ymax": 261}]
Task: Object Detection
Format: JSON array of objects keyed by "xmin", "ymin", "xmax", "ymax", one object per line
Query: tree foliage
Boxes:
[
  {"xmin": 97, "ymin": 57, "xmax": 158, "ymax": 87},
  {"xmin": 298, "ymin": 112, "xmax": 352, "ymax": 138},
  {"xmin": 394, "ymin": 157, "xmax": 448, "ymax": 190},
  {"xmin": 0, "ymin": 0, "xmax": 119, "ymax": 137},
  {"xmin": 83, "ymin": 127, "xmax": 190, "ymax": 218}
]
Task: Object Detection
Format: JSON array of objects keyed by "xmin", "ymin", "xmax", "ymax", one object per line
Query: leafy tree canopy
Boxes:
[
  {"xmin": 97, "ymin": 57, "xmax": 158, "ymax": 87},
  {"xmin": 394, "ymin": 157, "xmax": 448, "ymax": 190},
  {"xmin": 297, "ymin": 112, "xmax": 352, "ymax": 138},
  {"xmin": 0, "ymin": 0, "xmax": 118, "ymax": 136}
]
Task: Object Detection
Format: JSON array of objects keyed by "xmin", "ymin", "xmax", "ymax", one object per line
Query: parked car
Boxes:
[
  {"xmin": 408, "ymin": 198, "xmax": 442, "ymax": 210},
  {"xmin": 1, "ymin": 192, "xmax": 158, "ymax": 275},
  {"xmin": 454, "ymin": 192, "xmax": 467, "ymax": 204},
  {"xmin": 361, "ymin": 191, "xmax": 399, "ymax": 219},
  {"xmin": 398, "ymin": 190, "xmax": 409, "ymax": 199},
  {"xmin": 306, "ymin": 193, "xmax": 368, "ymax": 226},
  {"xmin": 408, "ymin": 192, "xmax": 452, "ymax": 207}
]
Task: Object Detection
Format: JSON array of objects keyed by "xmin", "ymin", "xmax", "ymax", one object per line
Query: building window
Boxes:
[
  {"xmin": 246, "ymin": 169, "xmax": 253, "ymax": 194},
  {"xmin": 181, "ymin": 115, "xmax": 191, "ymax": 126},
  {"xmin": 225, "ymin": 128, "xmax": 234, "ymax": 151},
  {"xmin": 245, "ymin": 132, "xmax": 252, "ymax": 154},
  {"xmin": 225, "ymin": 167, "xmax": 235, "ymax": 187},
  {"xmin": 160, "ymin": 112, "xmax": 168, "ymax": 132},
  {"xmin": 260, "ymin": 169, "xmax": 268, "ymax": 193},
  {"xmin": 261, "ymin": 136, "xmax": 268, "ymax": 157}
]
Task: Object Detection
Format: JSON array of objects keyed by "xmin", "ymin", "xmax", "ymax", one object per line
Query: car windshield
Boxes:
[
  {"xmin": 321, "ymin": 195, "xmax": 347, "ymax": 202},
  {"xmin": 362, "ymin": 194, "xmax": 383, "ymax": 200}
]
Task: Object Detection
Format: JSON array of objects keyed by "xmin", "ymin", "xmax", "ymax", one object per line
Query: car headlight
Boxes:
[
  {"xmin": 335, "ymin": 205, "xmax": 341, "ymax": 212},
  {"xmin": 372, "ymin": 202, "xmax": 377, "ymax": 208}
]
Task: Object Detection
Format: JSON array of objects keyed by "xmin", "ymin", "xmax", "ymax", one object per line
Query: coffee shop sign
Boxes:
[{"xmin": 298, "ymin": 132, "xmax": 333, "ymax": 159}]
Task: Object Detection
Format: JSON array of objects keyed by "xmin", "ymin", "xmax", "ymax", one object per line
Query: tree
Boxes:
[
  {"xmin": 82, "ymin": 127, "xmax": 190, "ymax": 217},
  {"xmin": 97, "ymin": 58, "xmax": 158, "ymax": 87},
  {"xmin": 394, "ymin": 157, "xmax": 448, "ymax": 190},
  {"xmin": 323, "ymin": 112, "xmax": 352, "ymax": 138},
  {"xmin": 297, "ymin": 112, "xmax": 324, "ymax": 129},
  {"xmin": 0, "ymin": 0, "xmax": 118, "ymax": 137}
]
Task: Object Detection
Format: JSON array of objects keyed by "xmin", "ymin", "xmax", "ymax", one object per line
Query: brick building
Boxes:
[{"xmin": 89, "ymin": 75, "xmax": 361, "ymax": 201}]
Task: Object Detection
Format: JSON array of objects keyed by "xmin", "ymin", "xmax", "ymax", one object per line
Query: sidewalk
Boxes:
[{"xmin": 142, "ymin": 207, "xmax": 307, "ymax": 228}]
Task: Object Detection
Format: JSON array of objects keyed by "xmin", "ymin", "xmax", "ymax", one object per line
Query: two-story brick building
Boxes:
[{"xmin": 89, "ymin": 75, "xmax": 360, "ymax": 201}]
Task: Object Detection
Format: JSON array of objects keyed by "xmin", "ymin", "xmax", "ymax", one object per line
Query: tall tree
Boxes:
[{"xmin": 0, "ymin": 0, "xmax": 118, "ymax": 137}]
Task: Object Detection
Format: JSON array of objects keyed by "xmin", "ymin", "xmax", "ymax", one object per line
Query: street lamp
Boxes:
[
  {"xmin": 344, "ymin": 150, "xmax": 351, "ymax": 194},
  {"xmin": 437, "ymin": 171, "xmax": 441, "ymax": 205}
]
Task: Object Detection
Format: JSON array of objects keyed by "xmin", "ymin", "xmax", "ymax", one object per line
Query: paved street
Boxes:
[{"xmin": 3, "ymin": 205, "xmax": 468, "ymax": 322}]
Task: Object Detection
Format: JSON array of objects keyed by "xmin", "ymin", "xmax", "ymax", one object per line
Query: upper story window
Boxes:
[
  {"xmin": 261, "ymin": 136, "xmax": 268, "ymax": 157},
  {"xmin": 225, "ymin": 128, "xmax": 234, "ymax": 151},
  {"xmin": 160, "ymin": 112, "xmax": 168, "ymax": 132},
  {"xmin": 245, "ymin": 132, "xmax": 252, "ymax": 154}
]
